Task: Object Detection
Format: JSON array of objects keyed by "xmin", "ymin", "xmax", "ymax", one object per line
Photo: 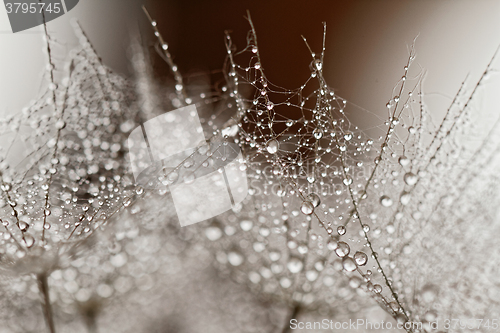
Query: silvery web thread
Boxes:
[
  {"xmin": 384, "ymin": 49, "xmax": 500, "ymax": 331},
  {"xmin": 0, "ymin": 38, "xmax": 137, "ymax": 333},
  {"xmin": 139, "ymin": 9, "xmax": 498, "ymax": 330},
  {"xmin": 0, "ymin": 20, "xmax": 143, "ymax": 333},
  {"xmin": 217, "ymin": 16, "xmax": 424, "ymax": 326},
  {"xmin": 0, "ymin": 22, "xmax": 211, "ymax": 332},
  {"xmin": 215, "ymin": 26, "xmax": 378, "ymax": 317},
  {"xmin": 41, "ymin": 30, "xmax": 204, "ymax": 331},
  {"xmin": 138, "ymin": 8, "xmax": 245, "ymax": 198},
  {"xmin": 340, "ymin": 40, "xmax": 500, "ymax": 331},
  {"xmin": 138, "ymin": 9, "xmax": 360, "ymax": 324},
  {"xmin": 66, "ymin": 11, "xmax": 284, "ymax": 332},
  {"xmin": 230, "ymin": 20, "xmax": 500, "ymax": 332}
]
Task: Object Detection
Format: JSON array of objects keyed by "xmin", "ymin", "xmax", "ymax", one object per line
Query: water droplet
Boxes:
[
  {"xmin": 343, "ymin": 178, "xmax": 353, "ymax": 186},
  {"xmin": 266, "ymin": 139, "xmax": 279, "ymax": 154},
  {"xmin": 280, "ymin": 277, "xmax": 292, "ymax": 288},
  {"xmin": 421, "ymin": 283, "xmax": 439, "ymax": 302},
  {"xmin": 400, "ymin": 192, "xmax": 411, "ymax": 205},
  {"xmin": 184, "ymin": 172, "xmax": 195, "ymax": 184},
  {"xmin": 306, "ymin": 270, "xmax": 318, "ymax": 282},
  {"xmin": 337, "ymin": 226, "xmax": 346, "ymax": 235},
  {"xmin": 327, "ymin": 239, "xmax": 338, "ymax": 251},
  {"xmin": 205, "ymin": 226, "xmax": 222, "ymax": 241},
  {"xmin": 269, "ymin": 250, "xmax": 281, "ymax": 261},
  {"xmin": 183, "ymin": 158, "xmax": 195, "ymax": 168},
  {"xmin": 123, "ymin": 197, "xmax": 132, "ymax": 207},
  {"xmin": 399, "ymin": 156, "xmax": 410, "ymax": 167},
  {"xmin": 55, "ymin": 120, "xmax": 66, "ymax": 129},
  {"xmin": 312, "ymin": 59, "xmax": 322, "ymax": 71},
  {"xmin": 167, "ymin": 172, "xmax": 179, "ymax": 183},
  {"xmin": 23, "ymin": 234, "xmax": 35, "ymax": 248},
  {"xmin": 251, "ymin": 46, "xmax": 258, "ymax": 53},
  {"xmin": 342, "ymin": 256, "xmax": 357, "ymax": 272},
  {"xmin": 344, "ymin": 132, "xmax": 353, "ymax": 141},
  {"xmin": 1, "ymin": 183, "xmax": 12, "ymax": 192},
  {"xmin": 18, "ymin": 221, "xmax": 29, "ymax": 232},
  {"xmin": 287, "ymin": 257, "xmax": 304, "ymax": 273},
  {"xmin": 404, "ymin": 172, "xmax": 417, "ymax": 186},
  {"xmin": 240, "ymin": 220, "xmax": 253, "ymax": 231},
  {"xmin": 335, "ymin": 241, "xmax": 350, "ymax": 257},
  {"xmin": 307, "ymin": 173, "xmax": 316, "ymax": 184},
  {"xmin": 307, "ymin": 193, "xmax": 320, "ymax": 207},
  {"xmin": 228, "ymin": 251, "xmax": 244, "ymax": 266},
  {"xmin": 300, "ymin": 201, "xmax": 314, "ymax": 215},
  {"xmin": 349, "ymin": 276, "xmax": 362, "ymax": 288},
  {"xmin": 354, "ymin": 251, "xmax": 368, "ymax": 266},
  {"xmin": 380, "ymin": 195, "xmax": 393, "ymax": 207},
  {"xmin": 313, "ymin": 128, "xmax": 323, "ymax": 139}
]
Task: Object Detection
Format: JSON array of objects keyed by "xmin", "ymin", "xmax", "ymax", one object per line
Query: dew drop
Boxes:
[
  {"xmin": 343, "ymin": 178, "xmax": 353, "ymax": 186},
  {"xmin": 287, "ymin": 257, "xmax": 304, "ymax": 273},
  {"xmin": 404, "ymin": 172, "xmax": 417, "ymax": 186},
  {"xmin": 342, "ymin": 256, "xmax": 357, "ymax": 272},
  {"xmin": 306, "ymin": 193, "xmax": 321, "ymax": 207},
  {"xmin": 300, "ymin": 201, "xmax": 314, "ymax": 215},
  {"xmin": 183, "ymin": 172, "xmax": 195, "ymax": 184},
  {"xmin": 123, "ymin": 197, "xmax": 132, "ymax": 207},
  {"xmin": 400, "ymin": 192, "xmax": 411, "ymax": 205},
  {"xmin": 205, "ymin": 226, "xmax": 222, "ymax": 241},
  {"xmin": 354, "ymin": 251, "xmax": 368, "ymax": 266},
  {"xmin": 398, "ymin": 156, "xmax": 410, "ymax": 167},
  {"xmin": 167, "ymin": 172, "xmax": 179, "ymax": 183},
  {"xmin": 297, "ymin": 244, "xmax": 308, "ymax": 254},
  {"xmin": 23, "ymin": 234, "xmax": 35, "ymax": 248},
  {"xmin": 269, "ymin": 250, "xmax": 281, "ymax": 261},
  {"xmin": 337, "ymin": 226, "xmax": 346, "ymax": 235},
  {"xmin": 349, "ymin": 276, "xmax": 362, "ymax": 288},
  {"xmin": 18, "ymin": 221, "xmax": 29, "ymax": 232},
  {"xmin": 240, "ymin": 220, "xmax": 253, "ymax": 231},
  {"xmin": 313, "ymin": 128, "xmax": 323, "ymax": 140},
  {"xmin": 327, "ymin": 239, "xmax": 338, "ymax": 251},
  {"xmin": 227, "ymin": 251, "xmax": 244, "ymax": 266},
  {"xmin": 306, "ymin": 270, "xmax": 318, "ymax": 281},
  {"xmin": 380, "ymin": 195, "xmax": 393, "ymax": 207},
  {"xmin": 266, "ymin": 139, "xmax": 279, "ymax": 154},
  {"xmin": 335, "ymin": 241, "xmax": 350, "ymax": 257},
  {"xmin": 343, "ymin": 132, "xmax": 353, "ymax": 141},
  {"xmin": 312, "ymin": 59, "xmax": 322, "ymax": 71},
  {"xmin": 55, "ymin": 120, "xmax": 66, "ymax": 129},
  {"xmin": 1, "ymin": 183, "xmax": 12, "ymax": 192}
]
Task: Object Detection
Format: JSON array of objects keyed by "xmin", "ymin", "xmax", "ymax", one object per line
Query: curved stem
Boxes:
[
  {"xmin": 37, "ymin": 273, "xmax": 56, "ymax": 333},
  {"xmin": 281, "ymin": 304, "xmax": 301, "ymax": 333},
  {"xmin": 83, "ymin": 314, "xmax": 98, "ymax": 333}
]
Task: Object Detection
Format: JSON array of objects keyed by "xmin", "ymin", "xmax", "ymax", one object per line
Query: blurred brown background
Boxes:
[{"xmin": 2, "ymin": 0, "xmax": 499, "ymax": 123}]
